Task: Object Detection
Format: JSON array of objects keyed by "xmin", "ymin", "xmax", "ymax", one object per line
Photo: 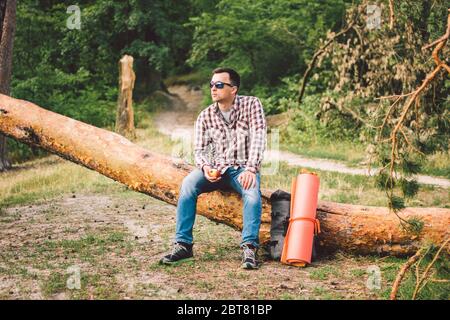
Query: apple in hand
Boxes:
[{"xmin": 208, "ymin": 168, "xmax": 221, "ymax": 179}]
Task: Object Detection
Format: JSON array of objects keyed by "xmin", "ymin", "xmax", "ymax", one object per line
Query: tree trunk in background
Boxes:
[
  {"xmin": 1, "ymin": 94, "xmax": 449, "ymax": 256},
  {"xmin": 115, "ymin": 54, "xmax": 136, "ymax": 140},
  {"xmin": 0, "ymin": 0, "xmax": 17, "ymax": 172}
]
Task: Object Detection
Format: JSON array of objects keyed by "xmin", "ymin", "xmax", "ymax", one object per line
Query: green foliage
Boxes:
[
  {"xmin": 399, "ymin": 178, "xmax": 419, "ymax": 199},
  {"xmin": 400, "ymin": 158, "xmax": 422, "ymax": 176},
  {"xmin": 186, "ymin": 0, "xmax": 346, "ymax": 93},
  {"xmin": 13, "ymin": 0, "xmax": 196, "ymax": 94},
  {"xmin": 8, "ymin": 0, "xmax": 198, "ymax": 163},
  {"xmin": 404, "ymin": 216, "xmax": 425, "ymax": 235},
  {"xmin": 6, "ymin": 139, "xmax": 48, "ymax": 164},
  {"xmin": 375, "ymin": 173, "xmax": 395, "ymax": 191},
  {"xmin": 388, "ymin": 196, "xmax": 405, "ymax": 212},
  {"xmin": 259, "ymin": 76, "xmax": 306, "ymax": 115}
]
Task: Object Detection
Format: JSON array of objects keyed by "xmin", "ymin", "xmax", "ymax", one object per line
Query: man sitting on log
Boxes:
[{"xmin": 160, "ymin": 67, "xmax": 267, "ymax": 269}]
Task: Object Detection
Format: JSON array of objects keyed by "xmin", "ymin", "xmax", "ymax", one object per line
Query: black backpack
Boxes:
[{"xmin": 268, "ymin": 189, "xmax": 319, "ymax": 261}]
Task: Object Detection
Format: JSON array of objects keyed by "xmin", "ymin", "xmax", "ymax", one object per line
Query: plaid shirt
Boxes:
[{"xmin": 194, "ymin": 95, "xmax": 267, "ymax": 174}]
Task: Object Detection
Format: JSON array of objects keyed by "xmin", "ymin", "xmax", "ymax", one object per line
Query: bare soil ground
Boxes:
[{"xmin": 0, "ymin": 189, "xmax": 397, "ymax": 300}]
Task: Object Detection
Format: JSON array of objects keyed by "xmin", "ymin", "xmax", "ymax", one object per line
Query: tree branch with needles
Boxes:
[
  {"xmin": 390, "ymin": 237, "xmax": 449, "ymax": 300},
  {"xmin": 375, "ymin": 10, "xmax": 450, "ymax": 220}
]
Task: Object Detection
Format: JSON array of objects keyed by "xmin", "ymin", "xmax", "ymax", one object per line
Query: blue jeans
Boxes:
[{"xmin": 175, "ymin": 166, "xmax": 262, "ymax": 248}]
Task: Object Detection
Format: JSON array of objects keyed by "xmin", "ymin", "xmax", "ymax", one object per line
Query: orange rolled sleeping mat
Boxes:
[{"xmin": 281, "ymin": 170, "xmax": 320, "ymax": 267}]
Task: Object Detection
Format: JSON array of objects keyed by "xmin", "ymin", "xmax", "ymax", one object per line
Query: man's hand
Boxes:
[
  {"xmin": 238, "ymin": 170, "xmax": 256, "ymax": 190},
  {"xmin": 203, "ymin": 165, "xmax": 222, "ymax": 183}
]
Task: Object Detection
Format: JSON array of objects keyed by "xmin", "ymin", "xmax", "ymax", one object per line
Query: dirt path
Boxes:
[
  {"xmin": 154, "ymin": 85, "xmax": 202, "ymax": 140},
  {"xmin": 156, "ymin": 85, "xmax": 449, "ymax": 189}
]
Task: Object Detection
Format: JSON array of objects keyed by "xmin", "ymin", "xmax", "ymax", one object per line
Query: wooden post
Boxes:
[{"xmin": 115, "ymin": 54, "xmax": 136, "ymax": 140}]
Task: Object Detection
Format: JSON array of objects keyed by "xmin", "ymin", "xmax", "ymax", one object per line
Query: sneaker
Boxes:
[
  {"xmin": 159, "ymin": 242, "xmax": 193, "ymax": 264},
  {"xmin": 241, "ymin": 244, "xmax": 258, "ymax": 269}
]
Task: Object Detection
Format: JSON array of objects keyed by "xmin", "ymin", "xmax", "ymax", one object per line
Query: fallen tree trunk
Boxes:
[{"xmin": 0, "ymin": 94, "xmax": 449, "ymax": 256}]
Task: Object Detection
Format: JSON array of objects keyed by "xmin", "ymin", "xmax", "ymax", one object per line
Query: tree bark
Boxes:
[
  {"xmin": 0, "ymin": 0, "xmax": 17, "ymax": 171},
  {"xmin": 115, "ymin": 54, "xmax": 136, "ymax": 140},
  {"xmin": 1, "ymin": 94, "xmax": 449, "ymax": 256}
]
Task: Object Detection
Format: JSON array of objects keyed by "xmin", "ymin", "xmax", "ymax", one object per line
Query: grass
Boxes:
[
  {"xmin": 311, "ymin": 286, "xmax": 343, "ymax": 300},
  {"xmin": 259, "ymin": 161, "xmax": 449, "ymax": 208},
  {"xmin": 278, "ymin": 120, "xmax": 450, "ymax": 178},
  {"xmin": 279, "ymin": 293, "xmax": 297, "ymax": 300},
  {"xmin": 36, "ymin": 232, "xmax": 128, "ymax": 257},
  {"xmin": 281, "ymin": 139, "xmax": 450, "ymax": 179},
  {"xmin": 0, "ymin": 110, "xmax": 177, "ymax": 208},
  {"xmin": 134, "ymin": 112, "xmax": 179, "ymax": 155},
  {"xmin": 283, "ymin": 140, "xmax": 366, "ymax": 166},
  {"xmin": 1, "ymin": 230, "xmax": 133, "ymax": 299},
  {"xmin": 41, "ymin": 272, "xmax": 67, "ymax": 296},
  {"xmin": 309, "ymin": 266, "xmax": 339, "ymax": 280},
  {"xmin": 0, "ymin": 159, "xmax": 121, "ymax": 207},
  {"xmin": 420, "ymin": 152, "xmax": 450, "ymax": 178},
  {"xmin": 350, "ymin": 268, "xmax": 367, "ymax": 278},
  {"xmin": 41, "ymin": 271, "xmax": 122, "ymax": 299},
  {"xmin": 194, "ymin": 280, "xmax": 216, "ymax": 291},
  {"xmin": 0, "ymin": 233, "xmax": 130, "ymax": 299}
]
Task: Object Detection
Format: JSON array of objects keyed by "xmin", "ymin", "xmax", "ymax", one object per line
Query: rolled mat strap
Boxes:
[{"xmin": 289, "ymin": 216, "xmax": 321, "ymax": 235}]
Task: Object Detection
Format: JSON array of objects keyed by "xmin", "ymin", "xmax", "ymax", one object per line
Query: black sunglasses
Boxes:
[{"xmin": 210, "ymin": 81, "xmax": 234, "ymax": 89}]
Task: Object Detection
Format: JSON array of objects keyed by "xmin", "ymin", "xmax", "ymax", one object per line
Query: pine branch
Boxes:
[
  {"xmin": 412, "ymin": 237, "xmax": 450, "ymax": 299},
  {"xmin": 374, "ymin": 11, "xmax": 450, "ymax": 227},
  {"xmin": 390, "ymin": 247, "xmax": 424, "ymax": 300}
]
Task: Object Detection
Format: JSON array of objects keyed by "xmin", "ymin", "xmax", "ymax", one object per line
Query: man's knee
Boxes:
[{"xmin": 242, "ymin": 188, "xmax": 261, "ymax": 204}]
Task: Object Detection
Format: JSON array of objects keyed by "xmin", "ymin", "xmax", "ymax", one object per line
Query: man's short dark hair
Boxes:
[{"xmin": 212, "ymin": 67, "xmax": 240, "ymax": 89}]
